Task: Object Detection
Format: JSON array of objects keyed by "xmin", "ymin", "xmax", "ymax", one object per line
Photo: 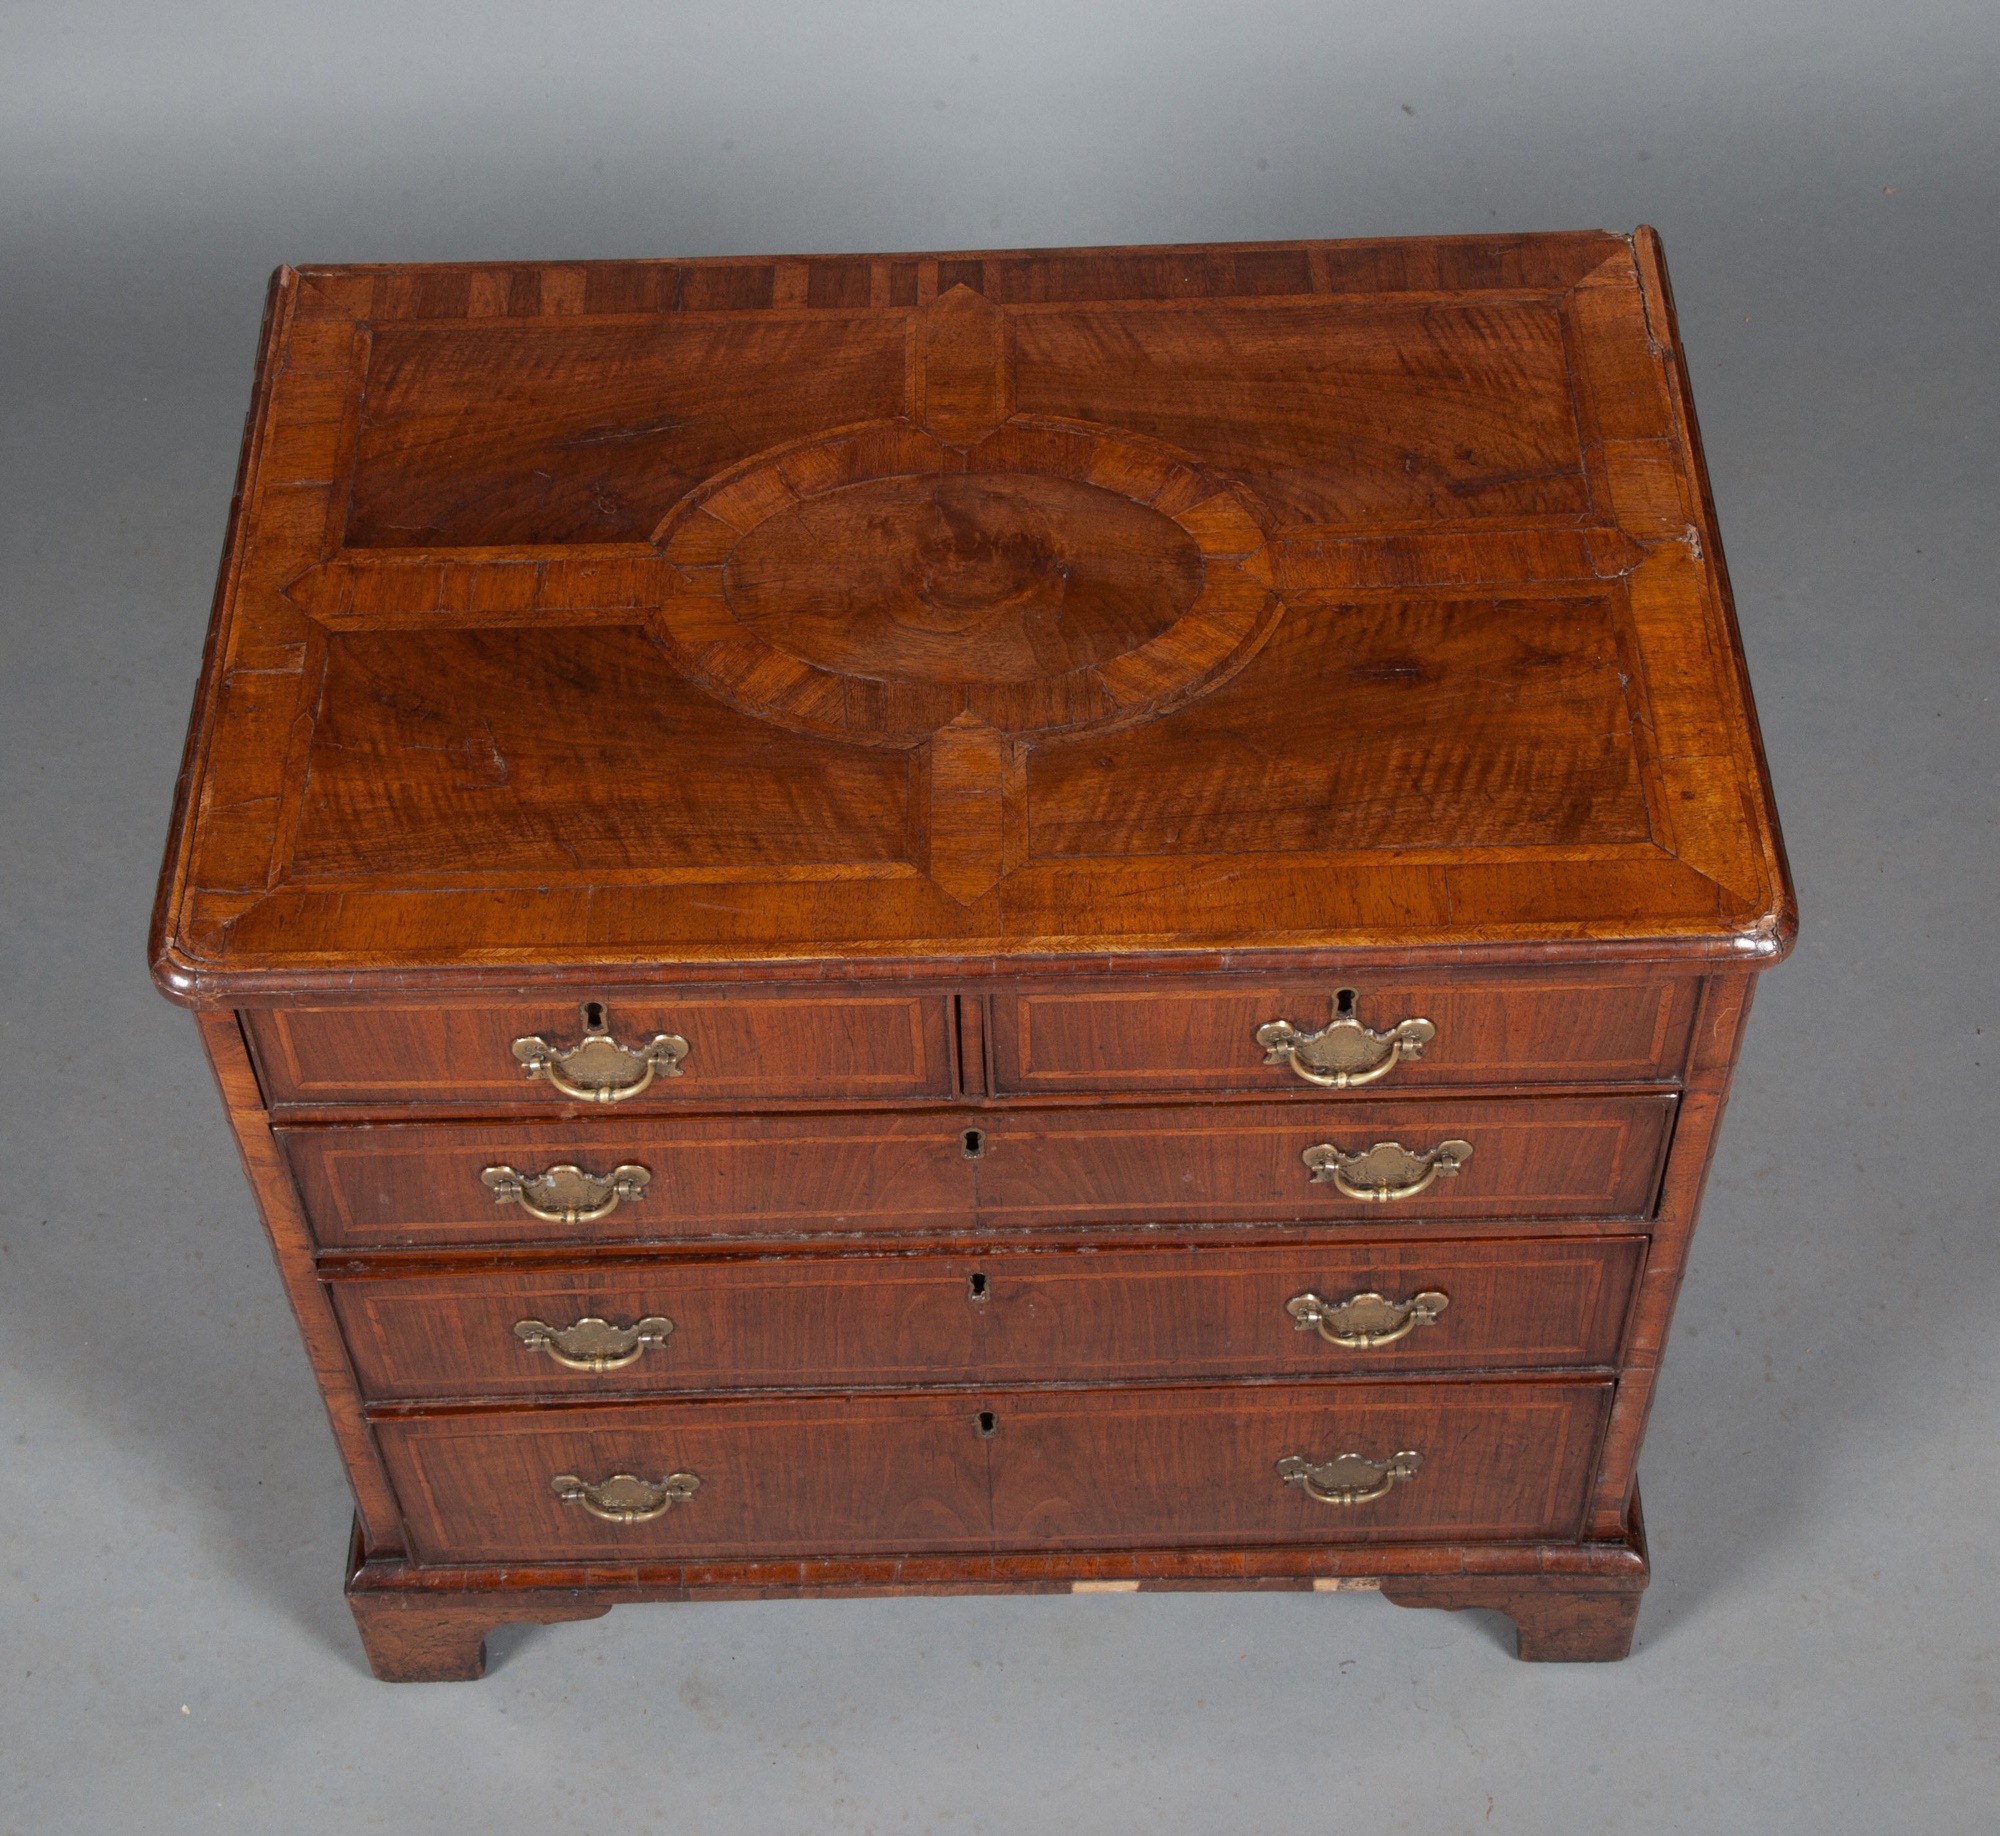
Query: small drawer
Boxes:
[
  {"xmin": 987, "ymin": 972, "xmax": 1701, "ymax": 1096},
  {"xmin": 373, "ymin": 1378, "xmax": 1611, "ymax": 1564},
  {"xmin": 244, "ymin": 992, "xmax": 956, "ymax": 1110},
  {"xmin": 331, "ymin": 1237, "xmax": 1645, "ymax": 1401}
]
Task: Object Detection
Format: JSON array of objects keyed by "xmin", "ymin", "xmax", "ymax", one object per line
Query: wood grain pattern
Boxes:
[
  {"xmin": 1010, "ymin": 297, "xmax": 1590, "ymax": 527},
  {"xmin": 373, "ymin": 1378, "xmax": 1610, "ymax": 1564},
  {"xmin": 967, "ymin": 1095, "xmax": 1673, "ymax": 1227},
  {"xmin": 988, "ymin": 970, "xmax": 1700, "ymax": 1094},
  {"xmin": 347, "ymin": 314, "xmax": 908, "ymax": 547},
  {"xmin": 376, "ymin": 1393, "xmax": 999, "ymax": 1564},
  {"xmin": 286, "ymin": 626, "xmax": 916, "ymax": 881},
  {"xmin": 247, "ymin": 993, "xmax": 953, "ymax": 1108},
  {"xmin": 283, "ymin": 1113, "xmax": 978, "ymax": 1248},
  {"xmin": 149, "ymin": 232, "xmax": 1793, "ymax": 1002},
  {"xmin": 331, "ymin": 1236, "xmax": 1643, "ymax": 1400},
  {"xmin": 1022, "ymin": 592, "xmax": 1655, "ymax": 858},
  {"xmin": 282, "ymin": 1093, "xmax": 1671, "ymax": 1248},
  {"xmin": 985, "ymin": 1380, "xmax": 1610, "ymax": 1548},
  {"xmin": 723, "ymin": 473, "xmax": 1202, "ymax": 684}
]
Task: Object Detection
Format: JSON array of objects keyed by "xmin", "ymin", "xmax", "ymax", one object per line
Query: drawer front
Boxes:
[
  {"xmin": 377, "ymin": 1394, "xmax": 998, "ymax": 1564},
  {"xmin": 988, "ymin": 974, "xmax": 1702, "ymax": 1095},
  {"xmin": 287, "ymin": 1096, "xmax": 1670, "ymax": 1249},
  {"xmin": 246, "ymin": 994, "xmax": 955, "ymax": 1109},
  {"xmin": 333, "ymin": 1238, "xmax": 1644, "ymax": 1400},
  {"xmin": 283, "ymin": 1114, "xmax": 980, "ymax": 1248},
  {"xmin": 985, "ymin": 1380, "xmax": 1610, "ymax": 1549},
  {"xmin": 972, "ymin": 1095, "xmax": 1674, "ymax": 1226},
  {"xmin": 374, "ymin": 1379, "xmax": 1610, "ymax": 1563}
]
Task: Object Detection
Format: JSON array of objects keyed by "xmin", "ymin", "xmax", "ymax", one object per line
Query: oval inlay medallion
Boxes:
[
  {"xmin": 652, "ymin": 417, "xmax": 1281, "ymax": 745},
  {"xmin": 725, "ymin": 473, "xmax": 1204, "ymax": 685}
]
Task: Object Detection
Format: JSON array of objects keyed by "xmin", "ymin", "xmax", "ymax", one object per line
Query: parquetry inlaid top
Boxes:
[{"xmin": 151, "ymin": 230, "xmax": 1793, "ymax": 999}]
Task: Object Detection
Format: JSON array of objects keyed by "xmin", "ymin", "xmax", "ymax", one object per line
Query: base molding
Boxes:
[{"xmin": 345, "ymin": 1500, "xmax": 1649, "ymax": 1681}]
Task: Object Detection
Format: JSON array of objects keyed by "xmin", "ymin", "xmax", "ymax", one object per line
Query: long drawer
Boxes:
[
  {"xmin": 245, "ymin": 993, "xmax": 956, "ymax": 1110},
  {"xmin": 332, "ymin": 1237, "xmax": 1644, "ymax": 1400},
  {"xmin": 374, "ymin": 1379, "xmax": 1613, "ymax": 1564},
  {"xmin": 987, "ymin": 972, "xmax": 1703, "ymax": 1095},
  {"xmin": 284, "ymin": 1094, "xmax": 1675, "ymax": 1248}
]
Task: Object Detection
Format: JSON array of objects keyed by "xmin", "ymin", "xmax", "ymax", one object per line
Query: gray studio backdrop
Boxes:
[{"xmin": 2, "ymin": 3, "xmax": 1994, "ymax": 1831}]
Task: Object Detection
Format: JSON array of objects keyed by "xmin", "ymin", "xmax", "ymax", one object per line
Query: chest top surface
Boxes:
[{"xmin": 151, "ymin": 228, "xmax": 1792, "ymax": 1001}]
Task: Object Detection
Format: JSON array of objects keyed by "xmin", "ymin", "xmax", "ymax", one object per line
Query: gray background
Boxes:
[{"xmin": 3, "ymin": 2, "xmax": 1994, "ymax": 1829}]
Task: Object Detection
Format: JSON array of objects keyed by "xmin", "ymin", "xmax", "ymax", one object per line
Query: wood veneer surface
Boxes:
[
  {"xmin": 150, "ymin": 230, "xmax": 1793, "ymax": 1000},
  {"xmin": 988, "ymin": 971, "xmax": 1701, "ymax": 1093},
  {"xmin": 283, "ymin": 1093, "xmax": 1673, "ymax": 1247},
  {"xmin": 247, "ymin": 994, "xmax": 954, "ymax": 1107},
  {"xmin": 333, "ymin": 1236, "xmax": 1644, "ymax": 1399},
  {"xmin": 375, "ymin": 1379, "xmax": 1612, "ymax": 1563}
]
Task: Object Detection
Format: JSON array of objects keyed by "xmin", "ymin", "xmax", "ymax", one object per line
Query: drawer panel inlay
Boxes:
[
  {"xmin": 970, "ymin": 1096, "xmax": 1673, "ymax": 1227},
  {"xmin": 986, "ymin": 1381, "xmax": 1610, "ymax": 1548},
  {"xmin": 247, "ymin": 994, "xmax": 955, "ymax": 1108},
  {"xmin": 286, "ymin": 1096, "xmax": 1672, "ymax": 1247},
  {"xmin": 331, "ymin": 1237, "xmax": 1644, "ymax": 1399},
  {"xmin": 990, "ymin": 976, "xmax": 1701, "ymax": 1095},
  {"xmin": 375, "ymin": 1379, "xmax": 1612, "ymax": 1563},
  {"xmin": 285, "ymin": 1115, "xmax": 979, "ymax": 1247},
  {"xmin": 377, "ymin": 1394, "xmax": 999, "ymax": 1563}
]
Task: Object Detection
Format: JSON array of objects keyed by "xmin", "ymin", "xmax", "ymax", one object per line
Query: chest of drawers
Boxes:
[{"xmin": 152, "ymin": 229, "xmax": 1792, "ymax": 1679}]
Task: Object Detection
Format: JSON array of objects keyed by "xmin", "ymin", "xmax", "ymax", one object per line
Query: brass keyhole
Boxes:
[
  {"xmin": 962, "ymin": 1128, "xmax": 985, "ymax": 1159},
  {"xmin": 1334, "ymin": 987, "xmax": 1358, "ymax": 1018},
  {"xmin": 976, "ymin": 1410, "xmax": 997, "ymax": 1438},
  {"xmin": 967, "ymin": 1271, "xmax": 989, "ymax": 1302}
]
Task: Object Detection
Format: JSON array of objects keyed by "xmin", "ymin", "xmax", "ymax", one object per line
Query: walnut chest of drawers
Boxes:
[{"xmin": 152, "ymin": 229, "xmax": 1793, "ymax": 1679}]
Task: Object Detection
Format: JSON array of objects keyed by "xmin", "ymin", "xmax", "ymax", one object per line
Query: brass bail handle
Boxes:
[
  {"xmin": 511, "ymin": 1001, "xmax": 689, "ymax": 1103},
  {"xmin": 1301, "ymin": 1138, "xmax": 1473, "ymax": 1203},
  {"xmin": 1286, "ymin": 1288, "xmax": 1449, "ymax": 1348},
  {"xmin": 1276, "ymin": 1450, "xmax": 1423, "ymax": 1506},
  {"xmin": 514, "ymin": 1313, "xmax": 675, "ymax": 1373},
  {"xmin": 550, "ymin": 1471, "xmax": 700, "ymax": 1524},
  {"xmin": 480, "ymin": 1162, "xmax": 652, "ymax": 1225},
  {"xmin": 1255, "ymin": 989, "xmax": 1436, "ymax": 1089}
]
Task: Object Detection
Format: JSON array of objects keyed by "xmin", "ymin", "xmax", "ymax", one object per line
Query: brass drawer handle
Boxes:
[
  {"xmin": 550, "ymin": 1471, "xmax": 700, "ymax": 1524},
  {"xmin": 1277, "ymin": 1450, "xmax": 1423, "ymax": 1506},
  {"xmin": 514, "ymin": 1314, "xmax": 675, "ymax": 1372},
  {"xmin": 1301, "ymin": 1137, "xmax": 1472, "ymax": 1202},
  {"xmin": 1286, "ymin": 1288, "xmax": 1449, "ymax": 1348},
  {"xmin": 511, "ymin": 1001, "xmax": 688, "ymax": 1103},
  {"xmin": 480, "ymin": 1162, "xmax": 652, "ymax": 1225},
  {"xmin": 1256, "ymin": 991, "xmax": 1435, "ymax": 1088}
]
